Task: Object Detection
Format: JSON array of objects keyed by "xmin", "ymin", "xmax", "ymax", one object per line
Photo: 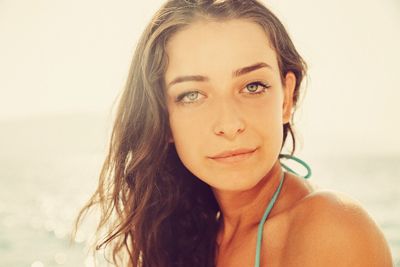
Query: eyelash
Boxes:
[{"xmin": 175, "ymin": 81, "xmax": 271, "ymax": 105}]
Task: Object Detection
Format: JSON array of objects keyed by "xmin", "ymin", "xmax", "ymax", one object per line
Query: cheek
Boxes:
[
  {"xmin": 249, "ymin": 95, "xmax": 285, "ymax": 158},
  {"xmin": 169, "ymin": 112, "xmax": 202, "ymax": 143},
  {"xmin": 168, "ymin": 104, "xmax": 209, "ymax": 144},
  {"xmin": 248, "ymin": 95, "xmax": 284, "ymax": 133},
  {"xmin": 168, "ymin": 113, "xmax": 205, "ymax": 165},
  {"xmin": 171, "ymin": 131, "xmax": 206, "ymax": 184}
]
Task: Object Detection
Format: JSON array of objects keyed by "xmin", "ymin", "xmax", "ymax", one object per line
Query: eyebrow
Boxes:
[{"xmin": 166, "ymin": 62, "xmax": 272, "ymax": 89}]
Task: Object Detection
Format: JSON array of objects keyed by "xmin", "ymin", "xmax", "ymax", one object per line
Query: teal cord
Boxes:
[
  {"xmin": 279, "ymin": 154, "xmax": 312, "ymax": 179},
  {"xmin": 254, "ymin": 154, "xmax": 311, "ymax": 266},
  {"xmin": 254, "ymin": 171, "xmax": 285, "ymax": 267}
]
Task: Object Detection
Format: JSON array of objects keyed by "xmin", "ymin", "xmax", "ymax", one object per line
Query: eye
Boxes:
[
  {"xmin": 175, "ymin": 90, "xmax": 204, "ymax": 105},
  {"xmin": 242, "ymin": 81, "xmax": 270, "ymax": 95}
]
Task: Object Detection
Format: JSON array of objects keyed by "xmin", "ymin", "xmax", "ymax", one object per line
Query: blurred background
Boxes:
[{"xmin": 0, "ymin": 0, "xmax": 399, "ymax": 266}]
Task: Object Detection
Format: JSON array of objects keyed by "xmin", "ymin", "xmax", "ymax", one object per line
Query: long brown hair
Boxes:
[{"xmin": 72, "ymin": 1, "xmax": 307, "ymax": 266}]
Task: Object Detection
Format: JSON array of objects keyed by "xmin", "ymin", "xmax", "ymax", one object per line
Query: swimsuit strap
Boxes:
[
  {"xmin": 254, "ymin": 154, "xmax": 312, "ymax": 267},
  {"xmin": 254, "ymin": 170, "xmax": 285, "ymax": 267},
  {"xmin": 279, "ymin": 153, "xmax": 312, "ymax": 179}
]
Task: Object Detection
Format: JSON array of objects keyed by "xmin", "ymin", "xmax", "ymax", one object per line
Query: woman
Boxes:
[{"xmin": 73, "ymin": 0, "xmax": 393, "ymax": 266}]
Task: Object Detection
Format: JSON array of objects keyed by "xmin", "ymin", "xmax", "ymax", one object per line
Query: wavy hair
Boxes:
[{"xmin": 72, "ymin": 0, "xmax": 307, "ymax": 266}]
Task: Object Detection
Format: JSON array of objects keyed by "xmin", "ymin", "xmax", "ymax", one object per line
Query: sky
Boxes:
[{"xmin": 0, "ymin": 0, "xmax": 399, "ymax": 156}]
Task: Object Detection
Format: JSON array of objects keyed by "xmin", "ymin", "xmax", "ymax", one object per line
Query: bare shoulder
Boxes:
[{"xmin": 283, "ymin": 190, "xmax": 394, "ymax": 267}]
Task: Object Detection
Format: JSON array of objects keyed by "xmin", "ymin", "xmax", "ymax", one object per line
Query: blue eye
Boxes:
[
  {"xmin": 243, "ymin": 81, "xmax": 270, "ymax": 94},
  {"xmin": 175, "ymin": 91, "xmax": 203, "ymax": 104},
  {"xmin": 175, "ymin": 81, "xmax": 270, "ymax": 105}
]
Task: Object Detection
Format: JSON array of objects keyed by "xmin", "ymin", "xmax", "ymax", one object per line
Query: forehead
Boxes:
[{"xmin": 165, "ymin": 19, "xmax": 279, "ymax": 83}]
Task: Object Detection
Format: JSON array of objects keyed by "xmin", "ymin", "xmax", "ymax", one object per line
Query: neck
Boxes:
[{"xmin": 212, "ymin": 160, "xmax": 284, "ymax": 244}]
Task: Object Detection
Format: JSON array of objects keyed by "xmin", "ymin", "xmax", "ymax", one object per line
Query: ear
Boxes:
[{"xmin": 282, "ymin": 72, "xmax": 296, "ymax": 124}]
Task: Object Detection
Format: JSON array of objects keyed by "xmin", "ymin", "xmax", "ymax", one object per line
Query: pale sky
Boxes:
[{"xmin": 0, "ymin": 0, "xmax": 399, "ymax": 155}]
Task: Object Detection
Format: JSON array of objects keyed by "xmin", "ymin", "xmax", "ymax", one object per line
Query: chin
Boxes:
[{"xmin": 209, "ymin": 177, "xmax": 261, "ymax": 192}]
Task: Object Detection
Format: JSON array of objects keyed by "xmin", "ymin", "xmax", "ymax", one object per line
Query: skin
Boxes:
[{"xmin": 164, "ymin": 19, "xmax": 393, "ymax": 267}]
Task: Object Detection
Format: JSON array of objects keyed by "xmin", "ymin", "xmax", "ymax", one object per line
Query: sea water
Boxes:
[{"xmin": 1, "ymin": 114, "xmax": 399, "ymax": 266}]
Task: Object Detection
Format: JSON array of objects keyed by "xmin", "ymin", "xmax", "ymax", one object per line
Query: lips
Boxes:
[{"xmin": 209, "ymin": 148, "xmax": 257, "ymax": 159}]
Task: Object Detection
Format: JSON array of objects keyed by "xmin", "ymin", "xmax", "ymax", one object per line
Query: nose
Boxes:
[{"xmin": 212, "ymin": 99, "xmax": 245, "ymax": 140}]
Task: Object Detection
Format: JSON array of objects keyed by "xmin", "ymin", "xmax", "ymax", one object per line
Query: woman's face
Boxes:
[{"xmin": 165, "ymin": 19, "xmax": 295, "ymax": 191}]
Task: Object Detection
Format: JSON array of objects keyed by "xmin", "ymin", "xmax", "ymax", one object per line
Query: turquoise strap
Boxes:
[
  {"xmin": 254, "ymin": 171, "xmax": 285, "ymax": 267},
  {"xmin": 254, "ymin": 154, "xmax": 311, "ymax": 267},
  {"xmin": 279, "ymin": 154, "xmax": 312, "ymax": 179}
]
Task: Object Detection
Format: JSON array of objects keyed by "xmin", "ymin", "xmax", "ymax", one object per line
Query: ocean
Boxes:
[{"xmin": 0, "ymin": 113, "xmax": 399, "ymax": 266}]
